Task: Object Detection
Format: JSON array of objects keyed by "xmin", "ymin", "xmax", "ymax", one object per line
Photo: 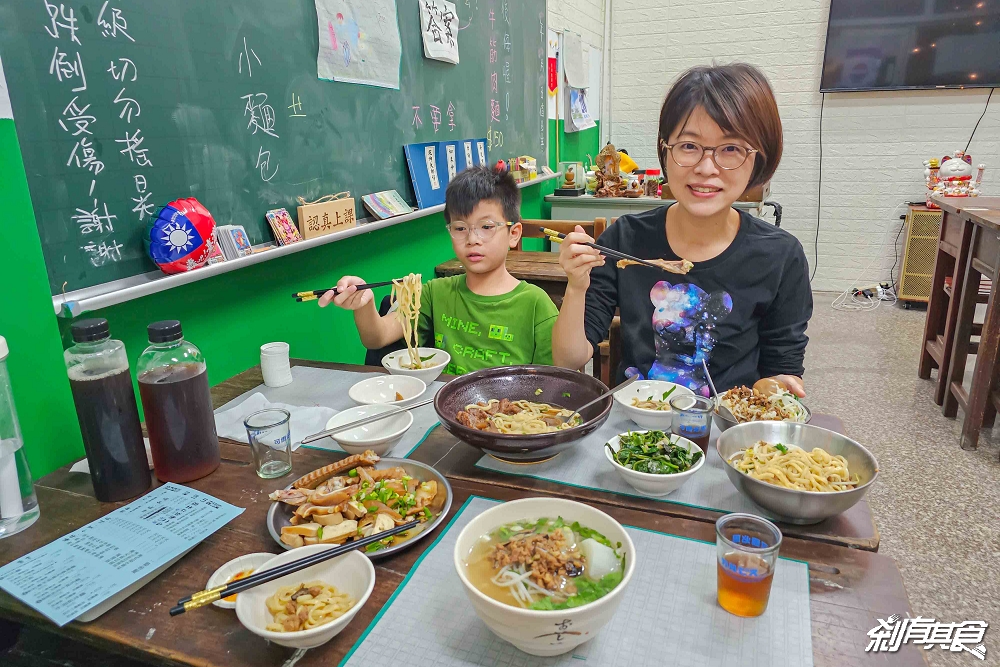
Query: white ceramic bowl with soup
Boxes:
[
  {"xmin": 382, "ymin": 347, "xmax": 450, "ymax": 384},
  {"xmin": 453, "ymin": 497, "xmax": 636, "ymax": 657},
  {"xmin": 613, "ymin": 380, "xmax": 693, "ymax": 430},
  {"xmin": 320, "ymin": 404, "xmax": 413, "ymax": 456},
  {"xmin": 348, "ymin": 375, "xmax": 426, "ymax": 406},
  {"xmin": 235, "ymin": 546, "xmax": 374, "ymax": 649}
]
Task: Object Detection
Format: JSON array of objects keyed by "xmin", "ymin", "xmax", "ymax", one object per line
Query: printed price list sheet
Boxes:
[{"xmin": 0, "ymin": 483, "xmax": 243, "ymax": 626}]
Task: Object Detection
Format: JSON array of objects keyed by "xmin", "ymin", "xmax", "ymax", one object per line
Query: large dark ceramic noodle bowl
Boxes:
[{"xmin": 434, "ymin": 366, "xmax": 613, "ymax": 462}]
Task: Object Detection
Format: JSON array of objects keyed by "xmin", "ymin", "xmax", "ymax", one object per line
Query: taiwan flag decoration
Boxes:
[{"xmin": 146, "ymin": 198, "xmax": 218, "ymax": 274}]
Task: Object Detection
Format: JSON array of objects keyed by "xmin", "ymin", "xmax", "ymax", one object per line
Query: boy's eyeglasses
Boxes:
[
  {"xmin": 659, "ymin": 139, "xmax": 758, "ymax": 170},
  {"xmin": 446, "ymin": 220, "xmax": 512, "ymax": 240}
]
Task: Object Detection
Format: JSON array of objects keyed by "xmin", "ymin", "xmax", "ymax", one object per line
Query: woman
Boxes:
[{"xmin": 552, "ymin": 64, "xmax": 812, "ymax": 397}]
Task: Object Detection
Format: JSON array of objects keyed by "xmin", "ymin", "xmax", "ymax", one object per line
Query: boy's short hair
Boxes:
[
  {"xmin": 444, "ymin": 166, "xmax": 521, "ymax": 224},
  {"xmin": 657, "ymin": 63, "xmax": 782, "ymax": 190}
]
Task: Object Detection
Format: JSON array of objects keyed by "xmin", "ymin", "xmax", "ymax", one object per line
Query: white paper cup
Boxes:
[{"xmin": 260, "ymin": 343, "xmax": 292, "ymax": 387}]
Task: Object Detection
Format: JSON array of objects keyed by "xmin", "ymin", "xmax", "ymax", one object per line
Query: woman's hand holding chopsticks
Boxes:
[{"xmin": 558, "ymin": 225, "xmax": 606, "ymax": 292}]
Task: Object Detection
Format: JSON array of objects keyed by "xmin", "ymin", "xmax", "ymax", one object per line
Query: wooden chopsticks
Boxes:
[
  {"xmin": 170, "ymin": 520, "xmax": 420, "ymax": 616},
  {"xmin": 293, "ymin": 279, "xmax": 397, "ymax": 302},
  {"xmin": 541, "ymin": 228, "xmax": 669, "ymax": 273}
]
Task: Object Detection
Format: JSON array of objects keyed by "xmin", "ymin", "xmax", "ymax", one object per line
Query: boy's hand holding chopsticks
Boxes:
[{"xmin": 319, "ymin": 276, "xmax": 373, "ymax": 309}]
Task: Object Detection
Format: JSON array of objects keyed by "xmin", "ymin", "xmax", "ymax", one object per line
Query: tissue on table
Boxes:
[
  {"xmin": 71, "ymin": 439, "xmax": 153, "ymax": 475},
  {"xmin": 213, "ymin": 393, "xmax": 336, "ymax": 450}
]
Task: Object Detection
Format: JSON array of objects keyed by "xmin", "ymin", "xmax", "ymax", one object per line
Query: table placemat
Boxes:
[
  {"xmin": 340, "ymin": 496, "xmax": 812, "ymax": 667},
  {"xmin": 214, "ymin": 366, "xmax": 443, "ymax": 458},
  {"xmin": 475, "ymin": 404, "xmax": 779, "ymax": 519}
]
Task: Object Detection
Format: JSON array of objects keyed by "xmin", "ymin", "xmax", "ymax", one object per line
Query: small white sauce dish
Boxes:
[
  {"xmin": 604, "ymin": 431, "xmax": 705, "ymax": 497},
  {"xmin": 317, "ymin": 404, "xmax": 413, "ymax": 456},
  {"xmin": 206, "ymin": 553, "xmax": 277, "ymax": 609},
  {"xmin": 348, "ymin": 374, "xmax": 426, "ymax": 406},
  {"xmin": 235, "ymin": 545, "xmax": 375, "ymax": 649},
  {"xmin": 613, "ymin": 380, "xmax": 694, "ymax": 430},
  {"xmin": 382, "ymin": 347, "xmax": 450, "ymax": 384}
]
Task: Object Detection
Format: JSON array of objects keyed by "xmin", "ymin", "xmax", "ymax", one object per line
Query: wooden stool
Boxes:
[
  {"xmin": 944, "ymin": 204, "xmax": 1000, "ymax": 452},
  {"xmin": 920, "ymin": 200, "xmax": 976, "ymax": 406}
]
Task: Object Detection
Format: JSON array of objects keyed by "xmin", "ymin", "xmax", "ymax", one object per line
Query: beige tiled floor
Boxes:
[{"xmin": 805, "ymin": 294, "xmax": 1000, "ymax": 666}]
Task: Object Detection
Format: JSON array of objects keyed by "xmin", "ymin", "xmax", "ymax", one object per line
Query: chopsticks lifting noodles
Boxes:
[
  {"xmin": 542, "ymin": 228, "xmax": 693, "ymax": 275},
  {"xmin": 293, "ymin": 279, "xmax": 398, "ymax": 302},
  {"xmin": 170, "ymin": 520, "xmax": 420, "ymax": 616},
  {"xmin": 299, "ymin": 397, "xmax": 435, "ymax": 445}
]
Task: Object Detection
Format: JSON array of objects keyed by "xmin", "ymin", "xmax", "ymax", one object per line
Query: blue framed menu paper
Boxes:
[{"xmin": 0, "ymin": 483, "xmax": 244, "ymax": 626}]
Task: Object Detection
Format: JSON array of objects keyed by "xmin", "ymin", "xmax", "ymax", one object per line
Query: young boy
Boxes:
[{"xmin": 321, "ymin": 166, "xmax": 558, "ymax": 375}]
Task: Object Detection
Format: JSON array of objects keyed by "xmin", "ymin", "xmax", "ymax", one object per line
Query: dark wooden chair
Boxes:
[
  {"xmin": 517, "ymin": 218, "xmax": 608, "ymax": 250},
  {"xmin": 592, "ymin": 317, "xmax": 621, "ymax": 387}
]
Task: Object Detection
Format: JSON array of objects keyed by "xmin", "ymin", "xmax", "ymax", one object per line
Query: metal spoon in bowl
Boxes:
[
  {"xmin": 558, "ymin": 375, "xmax": 638, "ymax": 425},
  {"xmin": 701, "ymin": 359, "xmax": 740, "ymax": 424}
]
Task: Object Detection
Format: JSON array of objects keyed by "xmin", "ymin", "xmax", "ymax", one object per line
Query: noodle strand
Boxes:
[{"xmin": 391, "ymin": 273, "xmax": 423, "ymax": 369}]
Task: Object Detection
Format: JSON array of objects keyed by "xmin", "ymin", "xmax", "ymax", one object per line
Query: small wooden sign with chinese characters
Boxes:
[{"xmin": 295, "ymin": 192, "xmax": 357, "ymax": 240}]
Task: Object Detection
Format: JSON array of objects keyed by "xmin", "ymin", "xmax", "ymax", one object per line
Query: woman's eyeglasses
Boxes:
[
  {"xmin": 446, "ymin": 220, "xmax": 512, "ymax": 240},
  {"xmin": 660, "ymin": 139, "xmax": 758, "ymax": 170}
]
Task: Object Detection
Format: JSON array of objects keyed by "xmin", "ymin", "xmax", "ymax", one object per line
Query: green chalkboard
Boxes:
[{"xmin": 0, "ymin": 0, "xmax": 547, "ymax": 293}]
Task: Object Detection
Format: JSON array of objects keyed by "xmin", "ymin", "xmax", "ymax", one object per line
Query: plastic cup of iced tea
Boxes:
[{"xmin": 715, "ymin": 513, "xmax": 782, "ymax": 617}]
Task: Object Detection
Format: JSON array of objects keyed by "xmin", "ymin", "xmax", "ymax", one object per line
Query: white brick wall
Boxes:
[
  {"xmin": 606, "ymin": 0, "xmax": 1000, "ymax": 292},
  {"xmin": 548, "ymin": 0, "xmax": 606, "ymax": 51}
]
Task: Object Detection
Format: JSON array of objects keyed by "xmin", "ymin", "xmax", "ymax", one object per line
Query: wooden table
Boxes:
[
  {"xmin": 0, "ymin": 361, "xmax": 923, "ymax": 666},
  {"xmin": 935, "ymin": 198, "xmax": 1000, "ymax": 452},
  {"xmin": 436, "ymin": 250, "xmax": 567, "ymax": 307},
  {"xmin": 409, "ymin": 412, "xmax": 881, "ymax": 553}
]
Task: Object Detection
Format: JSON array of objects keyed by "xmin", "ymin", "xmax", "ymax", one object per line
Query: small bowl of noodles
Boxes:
[
  {"xmin": 382, "ymin": 347, "xmax": 451, "ymax": 384},
  {"xmin": 714, "ymin": 384, "xmax": 811, "ymax": 433},
  {"xmin": 716, "ymin": 421, "xmax": 879, "ymax": 525},
  {"xmin": 434, "ymin": 365, "xmax": 614, "ymax": 463},
  {"xmin": 235, "ymin": 545, "xmax": 374, "ymax": 649},
  {"xmin": 612, "ymin": 379, "xmax": 694, "ymax": 430}
]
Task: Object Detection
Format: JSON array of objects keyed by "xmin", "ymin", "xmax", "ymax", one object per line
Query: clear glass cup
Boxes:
[
  {"xmin": 715, "ymin": 513, "xmax": 782, "ymax": 617},
  {"xmin": 669, "ymin": 394, "xmax": 714, "ymax": 453},
  {"xmin": 0, "ymin": 338, "xmax": 39, "ymax": 539},
  {"xmin": 244, "ymin": 409, "xmax": 293, "ymax": 479}
]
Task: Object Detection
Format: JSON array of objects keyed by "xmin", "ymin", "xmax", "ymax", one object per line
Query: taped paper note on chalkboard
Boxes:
[
  {"xmin": 315, "ymin": 0, "xmax": 402, "ymax": 89},
  {"xmin": 419, "ymin": 0, "xmax": 459, "ymax": 64},
  {"xmin": 0, "ymin": 55, "xmax": 12, "ymax": 120}
]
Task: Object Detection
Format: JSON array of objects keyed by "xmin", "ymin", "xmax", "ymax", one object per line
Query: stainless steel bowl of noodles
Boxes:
[
  {"xmin": 713, "ymin": 385, "xmax": 812, "ymax": 432},
  {"xmin": 716, "ymin": 421, "xmax": 879, "ymax": 525},
  {"xmin": 434, "ymin": 365, "xmax": 614, "ymax": 463}
]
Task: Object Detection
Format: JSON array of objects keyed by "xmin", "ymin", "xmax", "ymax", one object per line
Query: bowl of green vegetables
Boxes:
[{"xmin": 604, "ymin": 430, "xmax": 705, "ymax": 496}]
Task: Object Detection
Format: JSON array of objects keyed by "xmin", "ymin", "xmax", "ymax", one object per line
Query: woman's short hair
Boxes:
[{"xmin": 657, "ymin": 63, "xmax": 782, "ymax": 189}]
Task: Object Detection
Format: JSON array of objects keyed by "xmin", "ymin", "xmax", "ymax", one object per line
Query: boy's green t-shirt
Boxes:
[{"xmin": 416, "ymin": 275, "xmax": 559, "ymax": 375}]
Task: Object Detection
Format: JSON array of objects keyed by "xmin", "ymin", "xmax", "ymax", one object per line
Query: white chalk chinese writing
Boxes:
[
  {"xmin": 43, "ymin": 1, "xmax": 80, "ymax": 44},
  {"xmin": 50, "ymin": 46, "xmax": 86, "ymax": 92},
  {"xmin": 72, "ymin": 199, "xmax": 117, "ymax": 235},
  {"xmin": 97, "ymin": 2, "xmax": 134, "ymax": 42},
  {"xmin": 116, "ymin": 129, "xmax": 153, "ymax": 166},
  {"xmin": 242, "ymin": 93, "xmax": 278, "ymax": 138}
]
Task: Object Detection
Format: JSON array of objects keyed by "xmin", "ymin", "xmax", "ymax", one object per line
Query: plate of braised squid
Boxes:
[{"xmin": 266, "ymin": 450, "xmax": 452, "ymax": 560}]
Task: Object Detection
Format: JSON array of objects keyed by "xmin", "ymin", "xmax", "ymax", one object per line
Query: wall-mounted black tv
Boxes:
[{"xmin": 820, "ymin": 0, "xmax": 1000, "ymax": 91}]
